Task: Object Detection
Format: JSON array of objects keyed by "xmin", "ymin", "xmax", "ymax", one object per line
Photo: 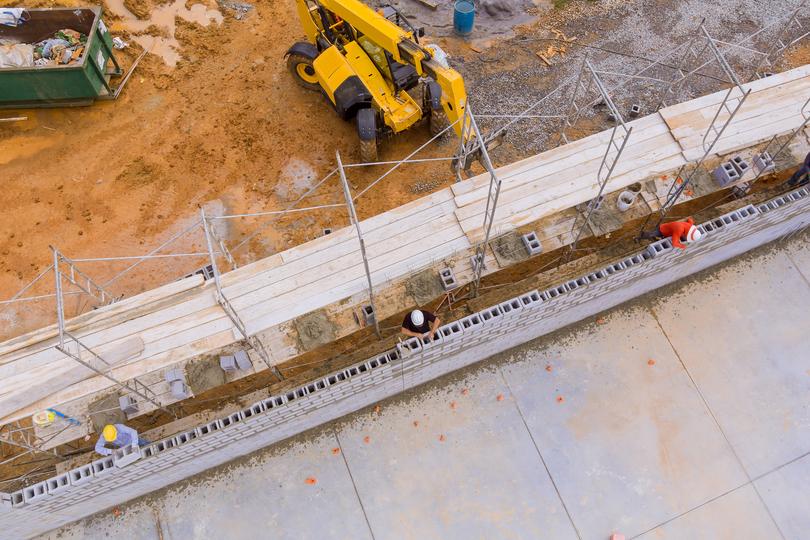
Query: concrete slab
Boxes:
[
  {"xmin": 755, "ymin": 453, "xmax": 810, "ymax": 539},
  {"xmin": 334, "ymin": 370, "xmax": 579, "ymax": 540},
  {"xmin": 41, "ymin": 431, "xmax": 373, "ymax": 540},
  {"xmin": 636, "ymin": 485, "xmax": 781, "ymax": 539},
  {"xmin": 781, "ymin": 233, "xmax": 810, "ymax": 281},
  {"xmin": 651, "ymin": 245, "xmax": 810, "ymax": 477},
  {"xmin": 500, "ymin": 306, "xmax": 748, "ymax": 538}
]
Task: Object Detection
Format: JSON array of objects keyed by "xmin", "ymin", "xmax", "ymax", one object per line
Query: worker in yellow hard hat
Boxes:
[{"xmin": 95, "ymin": 423, "xmax": 148, "ymax": 456}]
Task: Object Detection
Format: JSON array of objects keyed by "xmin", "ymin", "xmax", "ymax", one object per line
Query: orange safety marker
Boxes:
[
  {"xmin": 609, "ymin": 534, "xmax": 625, "ymax": 540},
  {"xmin": 331, "ymin": 447, "xmax": 341, "ymax": 455},
  {"xmin": 363, "ymin": 436, "xmax": 371, "ymax": 444},
  {"xmin": 438, "ymin": 434, "xmax": 446, "ymax": 442},
  {"xmin": 556, "ymin": 395, "xmax": 564, "ymax": 403},
  {"xmin": 496, "ymin": 394, "xmax": 505, "ymax": 401},
  {"xmin": 596, "ymin": 317, "xmax": 607, "ymax": 325},
  {"xmin": 545, "ymin": 364, "xmax": 553, "ymax": 372},
  {"xmin": 449, "ymin": 401, "xmax": 457, "ymax": 410},
  {"xmin": 374, "ymin": 405, "xmax": 381, "ymax": 414},
  {"xmin": 413, "ymin": 420, "xmax": 419, "ymax": 427},
  {"xmin": 305, "ymin": 477, "xmax": 317, "ymax": 485},
  {"xmin": 647, "ymin": 358, "xmax": 656, "ymax": 366},
  {"xmin": 461, "ymin": 388, "xmax": 469, "ymax": 395}
]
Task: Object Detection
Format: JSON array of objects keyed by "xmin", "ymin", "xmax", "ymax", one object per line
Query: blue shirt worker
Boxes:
[{"xmin": 95, "ymin": 423, "xmax": 148, "ymax": 456}]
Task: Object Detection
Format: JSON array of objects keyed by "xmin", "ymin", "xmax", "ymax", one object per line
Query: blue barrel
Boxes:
[{"xmin": 453, "ymin": 0, "xmax": 475, "ymax": 35}]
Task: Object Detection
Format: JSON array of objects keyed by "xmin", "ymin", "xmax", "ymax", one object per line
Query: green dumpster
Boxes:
[{"xmin": 0, "ymin": 7, "xmax": 123, "ymax": 108}]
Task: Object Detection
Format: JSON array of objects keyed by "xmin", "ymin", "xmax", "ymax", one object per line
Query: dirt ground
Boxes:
[{"xmin": 0, "ymin": 0, "xmax": 807, "ymax": 340}]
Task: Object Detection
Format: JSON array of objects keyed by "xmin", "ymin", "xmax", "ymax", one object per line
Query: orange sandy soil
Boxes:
[{"xmin": 0, "ymin": 0, "xmax": 465, "ymax": 337}]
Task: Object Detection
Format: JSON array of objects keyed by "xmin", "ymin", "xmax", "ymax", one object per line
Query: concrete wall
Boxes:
[{"xmin": 2, "ymin": 186, "xmax": 809, "ymax": 539}]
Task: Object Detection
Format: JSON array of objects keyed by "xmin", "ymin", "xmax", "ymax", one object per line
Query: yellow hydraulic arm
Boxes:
[{"xmin": 295, "ymin": 0, "xmax": 470, "ymax": 138}]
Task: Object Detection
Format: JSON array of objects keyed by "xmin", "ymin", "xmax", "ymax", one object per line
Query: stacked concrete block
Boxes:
[
  {"xmin": 439, "ymin": 267, "xmax": 458, "ymax": 291},
  {"xmin": 713, "ymin": 162, "xmax": 740, "ymax": 186},
  {"xmin": 2, "ymin": 186, "xmax": 809, "ymax": 539},
  {"xmin": 220, "ymin": 355, "xmax": 237, "ymax": 373},
  {"xmin": 521, "ymin": 232, "xmax": 543, "ymax": 256},
  {"xmin": 730, "ymin": 156, "xmax": 750, "ymax": 176},
  {"xmin": 754, "ymin": 151, "xmax": 775, "ymax": 174},
  {"xmin": 118, "ymin": 395, "xmax": 139, "ymax": 415}
]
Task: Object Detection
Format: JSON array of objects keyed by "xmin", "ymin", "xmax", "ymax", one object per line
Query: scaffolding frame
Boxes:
[{"xmin": 0, "ymin": 3, "xmax": 808, "ymax": 482}]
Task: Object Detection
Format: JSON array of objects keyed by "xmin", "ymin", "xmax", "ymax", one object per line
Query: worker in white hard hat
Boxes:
[
  {"xmin": 94, "ymin": 423, "xmax": 149, "ymax": 456},
  {"xmin": 639, "ymin": 217, "xmax": 702, "ymax": 249},
  {"xmin": 401, "ymin": 309, "xmax": 441, "ymax": 340}
]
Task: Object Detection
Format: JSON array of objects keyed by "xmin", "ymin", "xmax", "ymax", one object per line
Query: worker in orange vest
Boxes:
[{"xmin": 639, "ymin": 217, "xmax": 703, "ymax": 249}]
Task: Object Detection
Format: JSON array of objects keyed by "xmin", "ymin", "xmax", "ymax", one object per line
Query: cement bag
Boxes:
[{"xmin": 0, "ymin": 43, "xmax": 34, "ymax": 68}]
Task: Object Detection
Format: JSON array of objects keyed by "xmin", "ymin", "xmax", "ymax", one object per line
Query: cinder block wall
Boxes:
[{"xmin": 2, "ymin": 187, "xmax": 809, "ymax": 539}]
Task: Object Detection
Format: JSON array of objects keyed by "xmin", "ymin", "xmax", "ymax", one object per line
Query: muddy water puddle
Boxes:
[{"xmin": 106, "ymin": 0, "xmax": 223, "ymax": 67}]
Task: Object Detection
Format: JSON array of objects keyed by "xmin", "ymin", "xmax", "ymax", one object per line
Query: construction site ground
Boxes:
[
  {"xmin": 41, "ymin": 231, "xmax": 810, "ymax": 540},
  {"xmin": 2, "ymin": 0, "xmax": 809, "ymax": 339}
]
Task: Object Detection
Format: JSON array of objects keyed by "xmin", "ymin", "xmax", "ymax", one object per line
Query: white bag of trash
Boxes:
[
  {"xmin": 0, "ymin": 43, "xmax": 34, "ymax": 68},
  {"xmin": 0, "ymin": 8, "xmax": 28, "ymax": 27}
]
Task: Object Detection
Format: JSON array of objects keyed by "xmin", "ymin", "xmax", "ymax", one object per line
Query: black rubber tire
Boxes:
[
  {"xmin": 359, "ymin": 138, "xmax": 378, "ymax": 163},
  {"xmin": 429, "ymin": 107, "xmax": 451, "ymax": 137},
  {"xmin": 357, "ymin": 108, "xmax": 378, "ymax": 162},
  {"xmin": 287, "ymin": 52, "xmax": 320, "ymax": 91}
]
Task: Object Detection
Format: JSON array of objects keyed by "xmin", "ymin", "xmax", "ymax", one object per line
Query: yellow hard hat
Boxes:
[
  {"xmin": 102, "ymin": 424, "xmax": 118, "ymax": 442},
  {"xmin": 33, "ymin": 410, "xmax": 56, "ymax": 426}
]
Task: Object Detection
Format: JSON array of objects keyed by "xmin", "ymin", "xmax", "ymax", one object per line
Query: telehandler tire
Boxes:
[
  {"xmin": 357, "ymin": 108, "xmax": 378, "ymax": 163},
  {"xmin": 287, "ymin": 44, "xmax": 320, "ymax": 91}
]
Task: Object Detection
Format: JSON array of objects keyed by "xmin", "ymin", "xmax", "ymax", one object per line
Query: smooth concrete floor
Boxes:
[{"xmin": 41, "ymin": 231, "xmax": 810, "ymax": 540}]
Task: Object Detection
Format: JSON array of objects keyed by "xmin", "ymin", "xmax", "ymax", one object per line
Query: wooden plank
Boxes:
[
  {"xmin": 0, "ymin": 337, "xmax": 144, "ymax": 420},
  {"xmin": 0, "ymin": 274, "xmax": 204, "ymax": 360},
  {"xmin": 663, "ymin": 77, "xmax": 810, "ymax": 142},
  {"xmin": 454, "ymin": 130, "xmax": 681, "ymax": 224},
  {"xmin": 658, "ymin": 64, "xmax": 810, "ymax": 120}
]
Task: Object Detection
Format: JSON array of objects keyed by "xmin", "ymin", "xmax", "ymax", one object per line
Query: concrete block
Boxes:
[
  {"xmin": 164, "ymin": 368, "xmax": 184, "ymax": 383},
  {"xmin": 361, "ymin": 304, "xmax": 376, "ymax": 326},
  {"xmin": 629, "ymin": 103, "xmax": 641, "ymax": 117},
  {"xmin": 730, "ymin": 155, "xmax": 750, "ymax": 176},
  {"xmin": 753, "ymin": 151, "xmax": 774, "ymax": 173},
  {"xmin": 68, "ymin": 464, "xmax": 94, "ymax": 487},
  {"xmin": 439, "ymin": 267, "xmax": 458, "ymax": 291},
  {"xmin": 22, "ymin": 481, "xmax": 49, "ymax": 504},
  {"xmin": 470, "ymin": 252, "xmax": 485, "ymax": 272},
  {"xmin": 544, "ymin": 283, "xmax": 569, "ymax": 299},
  {"xmin": 521, "ymin": 231, "xmax": 543, "ymax": 256},
  {"xmin": 519, "ymin": 290, "xmax": 544, "ymax": 309},
  {"xmin": 113, "ymin": 444, "xmax": 142, "ymax": 468},
  {"xmin": 499, "ymin": 297, "xmax": 524, "ymax": 319},
  {"xmin": 170, "ymin": 379, "xmax": 192, "ymax": 400},
  {"xmin": 566, "ymin": 276, "xmax": 590, "ymax": 291},
  {"xmin": 439, "ymin": 321, "xmax": 464, "ymax": 341},
  {"xmin": 46, "ymin": 473, "xmax": 71, "ymax": 496},
  {"xmin": 198, "ymin": 419, "xmax": 224, "ymax": 437},
  {"xmin": 219, "ymin": 355, "xmax": 237, "ymax": 373},
  {"xmin": 118, "ymin": 395, "xmax": 139, "ymax": 415},
  {"xmin": 91, "ymin": 456, "xmax": 116, "ymax": 478},
  {"xmin": 9, "ymin": 491, "xmax": 25, "ymax": 509},
  {"xmin": 459, "ymin": 313, "xmax": 483, "ymax": 332},
  {"xmin": 234, "ymin": 350, "xmax": 252, "ymax": 371},
  {"xmin": 713, "ymin": 161, "xmax": 740, "ymax": 186},
  {"xmin": 480, "ymin": 305, "xmax": 503, "ymax": 325}
]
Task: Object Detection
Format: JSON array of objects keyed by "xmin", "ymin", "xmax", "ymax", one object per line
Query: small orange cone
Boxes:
[
  {"xmin": 556, "ymin": 395, "xmax": 564, "ymax": 403},
  {"xmin": 363, "ymin": 436, "xmax": 371, "ymax": 444},
  {"xmin": 647, "ymin": 359, "xmax": 656, "ymax": 366},
  {"xmin": 449, "ymin": 401, "xmax": 457, "ymax": 410},
  {"xmin": 305, "ymin": 477, "xmax": 317, "ymax": 485},
  {"xmin": 413, "ymin": 420, "xmax": 419, "ymax": 427},
  {"xmin": 545, "ymin": 364, "xmax": 553, "ymax": 372},
  {"xmin": 438, "ymin": 434, "xmax": 446, "ymax": 442},
  {"xmin": 331, "ymin": 447, "xmax": 340, "ymax": 455},
  {"xmin": 496, "ymin": 394, "xmax": 505, "ymax": 401},
  {"xmin": 461, "ymin": 388, "xmax": 469, "ymax": 395}
]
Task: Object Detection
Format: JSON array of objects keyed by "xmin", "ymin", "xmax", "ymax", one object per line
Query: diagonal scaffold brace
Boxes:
[
  {"xmin": 51, "ymin": 247, "xmax": 177, "ymax": 420},
  {"xmin": 200, "ymin": 209, "xmax": 283, "ymax": 380}
]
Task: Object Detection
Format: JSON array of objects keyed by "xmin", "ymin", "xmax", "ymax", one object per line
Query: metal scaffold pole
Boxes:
[
  {"xmin": 201, "ymin": 209, "xmax": 283, "ymax": 379},
  {"xmin": 51, "ymin": 247, "xmax": 177, "ymax": 419},
  {"xmin": 336, "ymin": 151, "xmax": 382, "ymax": 339},
  {"xmin": 466, "ymin": 104, "xmax": 502, "ymax": 298}
]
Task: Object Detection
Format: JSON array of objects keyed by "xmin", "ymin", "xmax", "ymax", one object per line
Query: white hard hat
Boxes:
[
  {"xmin": 686, "ymin": 225, "xmax": 702, "ymax": 243},
  {"xmin": 410, "ymin": 310, "xmax": 424, "ymax": 326}
]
